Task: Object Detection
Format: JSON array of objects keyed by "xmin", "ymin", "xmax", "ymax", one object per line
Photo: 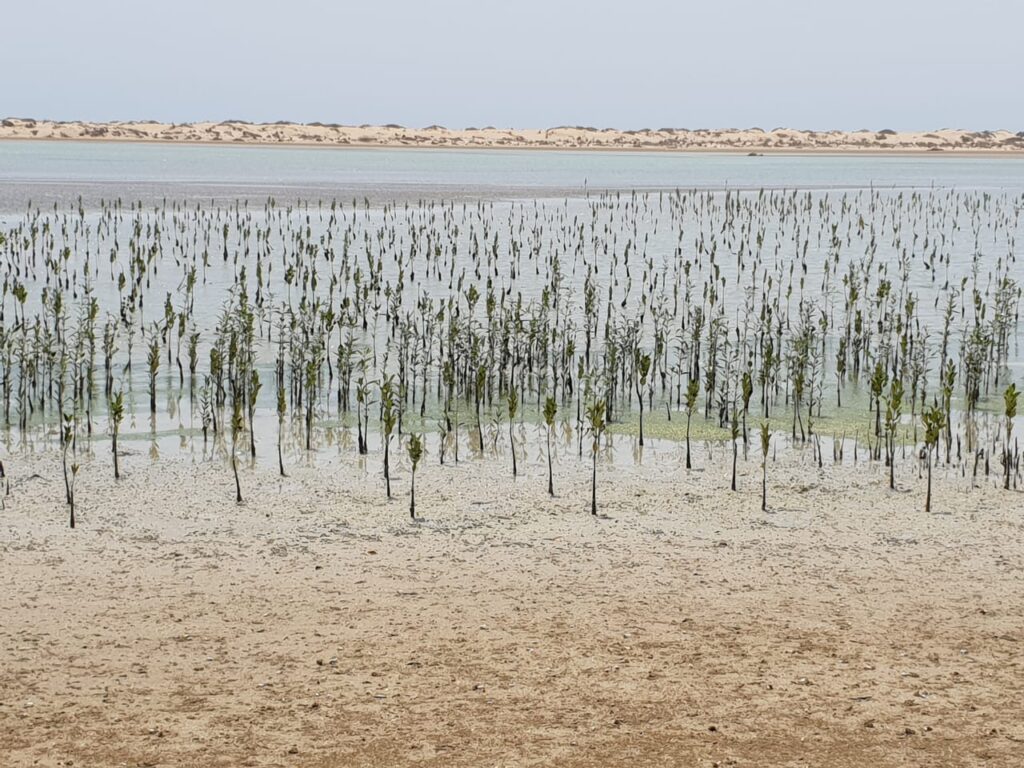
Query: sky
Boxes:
[{"xmin": 2, "ymin": 0, "xmax": 1021, "ymax": 131}]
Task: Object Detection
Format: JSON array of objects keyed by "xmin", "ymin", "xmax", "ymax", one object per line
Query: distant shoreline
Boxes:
[{"xmin": 3, "ymin": 119, "xmax": 1024, "ymax": 156}]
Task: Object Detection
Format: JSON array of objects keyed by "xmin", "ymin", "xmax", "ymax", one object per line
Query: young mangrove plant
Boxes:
[
  {"xmin": 684, "ymin": 378, "xmax": 699, "ymax": 470},
  {"xmin": 356, "ymin": 376, "xmax": 371, "ymax": 455},
  {"xmin": 922, "ymin": 404, "xmax": 945, "ymax": 513},
  {"xmin": 231, "ymin": 398, "xmax": 244, "ymax": 504},
  {"xmin": 381, "ymin": 377, "xmax": 397, "ymax": 499},
  {"xmin": 61, "ymin": 413, "xmax": 78, "ymax": 528},
  {"xmin": 507, "ymin": 389, "xmax": 518, "ymax": 477},
  {"xmin": 247, "ymin": 369, "xmax": 261, "ymax": 460},
  {"xmin": 544, "ymin": 395, "xmax": 557, "ymax": 496},
  {"xmin": 276, "ymin": 377, "xmax": 287, "ymax": 477},
  {"xmin": 587, "ymin": 398, "xmax": 606, "ymax": 516},
  {"xmin": 407, "ymin": 432, "xmax": 423, "ymax": 519},
  {"xmin": 474, "ymin": 364, "xmax": 486, "ymax": 452},
  {"xmin": 730, "ymin": 408, "xmax": 740, "ymax": 492},
  {"xmin": 635, "ymin": 351, "xmax": 651, "ymax": 447},
  {"xmin": 759, "ymin": 422, "xmax": 770, "ymax": 512},
  {"xmin": 110, "ymin": 390, "xmax": 125, "ymax": 480},
  {"xmin": 884, "ymin": 379, "xmax": 904, "ymax": 490},
  {"xmin": 740, "ymin": 371, "xmax": 753, "ymax": 459},
  {"xmin": 147, "ymin": 329, "xmax": 160, "ymax": 417},
  {"xmin": 1004, "ymin": 383, "xmax": 1019, "ymax": 491}
]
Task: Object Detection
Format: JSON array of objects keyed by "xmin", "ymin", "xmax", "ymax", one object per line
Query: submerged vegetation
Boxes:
[{"xmin": 0, "ymin": 186, "xmax": 1021, "ymax": 524}]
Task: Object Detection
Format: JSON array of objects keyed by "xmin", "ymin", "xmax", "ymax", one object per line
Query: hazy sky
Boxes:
[{"xmin": 3, "ymin": 0, "xmax": 1020, "ymax": 130}]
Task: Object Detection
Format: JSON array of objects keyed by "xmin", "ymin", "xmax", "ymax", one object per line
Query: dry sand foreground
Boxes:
[
  {"xmin": 3, "ymin": 118, "xmax": 1024, "ymax": 154},
  {"xmin": 2, "ymin": 441, "xmax": 1024, "ymax": 767}
]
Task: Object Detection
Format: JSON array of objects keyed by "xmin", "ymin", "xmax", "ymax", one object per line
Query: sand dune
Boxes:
[{"xmin": 3, "ymin": 118, "xmax": 1024, "ymax": 153}]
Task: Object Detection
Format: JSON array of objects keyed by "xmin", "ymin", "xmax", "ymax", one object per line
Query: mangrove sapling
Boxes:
[
  {"xmin": 276, "ymin": 380, "xmax": 287, "ymax": 477},
  {"xmin": 208, "ymin": 348, "xmax": 223, "ymax": 436},
  {"xmin": 442, "ymin": 359, "xmax": 459, "ymax": 464},
  {"xmin": 730, "ymin": 408, "xmax": 740, "ymax": 492},
  {"xmin": 199, "ymin": 382, "xmax": 213, "ymax": 452},
  {"xmin": 61, "ymin": 413, "xmax": 76, "ymax": 528},
  {"xmin": 922, "ymin": 404, "xmax": 945, "ymax": 513},
  {"xmin": 835, "ymin": 337, "xmax": 847, "ymax": 408},
  {"xmin": 883, "ymin": 378, "xmax": 904, "ymax": 490},
  {"xmin": 684, "ymin": 378, "xmax": 699, "ymax": 469},
  {"xmin": 407, "ymin": 433, "xmax": 423, "ymax": 519},
  {"xmin": 577, "ymin": 360, "xmax": 586, "ymax": 459},
  {"xmin": 304, "ymin": 358, "xmax": 317, "ymax": 451},
  {"xmin": 356, "ymin": 377, "xmax": 371, "ymax": 455},
  {"xmin": 587, "ymin": 398, "xmax": 606, "ymax": 516},
  {"xmin": 175, "ymin": 311, "xmax": 186, "ymax": 386},
  {"xmin": 0, "ymin": 460, "xmax": 6, "ymax": 510},
  {"xmin": 437, "ymin": 417, "xmax": 449, "ymax": 465},
  {"xmin": 110, "ymin": 390, "xmax": 125, "ymax": 480},
  {"xmin": 69, "ymin": 452, "xmax": 80, "ymax": 525},
  {"xmin": 381, "ymin": 377, "xmax": 397, "ymax": 499},
  {"xmin": 507, "ymin": 389, "xmax": 518, "ymax": 477},
  {"xmin": 247, "ymin": 369, "xmax": 261, "ymax": 460},
  {"xmin": 741, "ymin": 371, "xmax": 753, "ymax": 459},
  {"xmin": 490, "ymin": 410, "xmax": 504, "ymax": 454},
  {"xmin": 792, "ymin": 369, "xmax": 807, "ymax": 443},
  {"xmin": 635, "ymin": 351, "xmax": 651, "ymax": 447},
  {"xmin": 870, "ymin": 362, "xmax": 887, "ymax": 460},
  {"xmin": 187, "ymin": 332, "xmax": 200, "ymax": 399},
  {"xmin": 474, "ymin": 364, "xmax": 486, "ymax": 451},
  {"xmin": 231, "ymin": 398, "xmax": 244, "ymax": 504},
  {"xmin": 760, "ymin": 422, "xmax": 771, "ymax": 512},
  {"xmin": 1005, "ymin": 383, "xmax": 1019, "ymax": 491},
  {"xmin": 940, "ymin": 361, "xmax": 955, "ymax": 464},
  {"xmin": 544, "ymin": 395, "xmax": 557, "ymax": 496},
  {"xmin": 147, "ymin": 330, "xmax": 160, "ymax": 416}
]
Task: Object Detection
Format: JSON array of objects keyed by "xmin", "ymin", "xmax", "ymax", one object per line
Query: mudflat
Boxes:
[{"xmin": 3, "ymin": 443, "xmax": 1022, "ymax": 767}]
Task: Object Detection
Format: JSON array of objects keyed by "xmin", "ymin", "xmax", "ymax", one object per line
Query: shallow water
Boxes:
[
  {"xmin": 0, "ymin": 141, "xmax": 1021, "ymax": 469},
  {"xmin": 3, "ymin": 140, "xmax": 1024, "ymax": 209}
]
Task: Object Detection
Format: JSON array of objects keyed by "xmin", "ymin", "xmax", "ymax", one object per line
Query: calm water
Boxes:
[
  {"xmin": 3, "ymin": 140, "xmax": 1024, "ymax": 211},
  {"xmin": 1, "ymin": 140, "xmax": 1021, "ymax": 464}
]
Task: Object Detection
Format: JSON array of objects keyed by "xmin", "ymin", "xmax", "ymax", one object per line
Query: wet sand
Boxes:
[{"xmin": 2, "ymin": 441, "xmax": 1023, "ymax": 767}]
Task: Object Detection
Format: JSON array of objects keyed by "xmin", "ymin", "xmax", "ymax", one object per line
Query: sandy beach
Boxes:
[
  {"xmin": 3, "ymin": 119, "xmax": 1024, "ymax": 154},
  {"xmin": 3, "ymin": 440, "xmax": 1023, "ymax": 767}
]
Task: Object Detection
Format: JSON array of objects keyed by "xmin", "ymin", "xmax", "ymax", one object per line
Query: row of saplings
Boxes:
[{"xmin": 41, "ymin": 376, "xmax": 1020, "ymax": 528}]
